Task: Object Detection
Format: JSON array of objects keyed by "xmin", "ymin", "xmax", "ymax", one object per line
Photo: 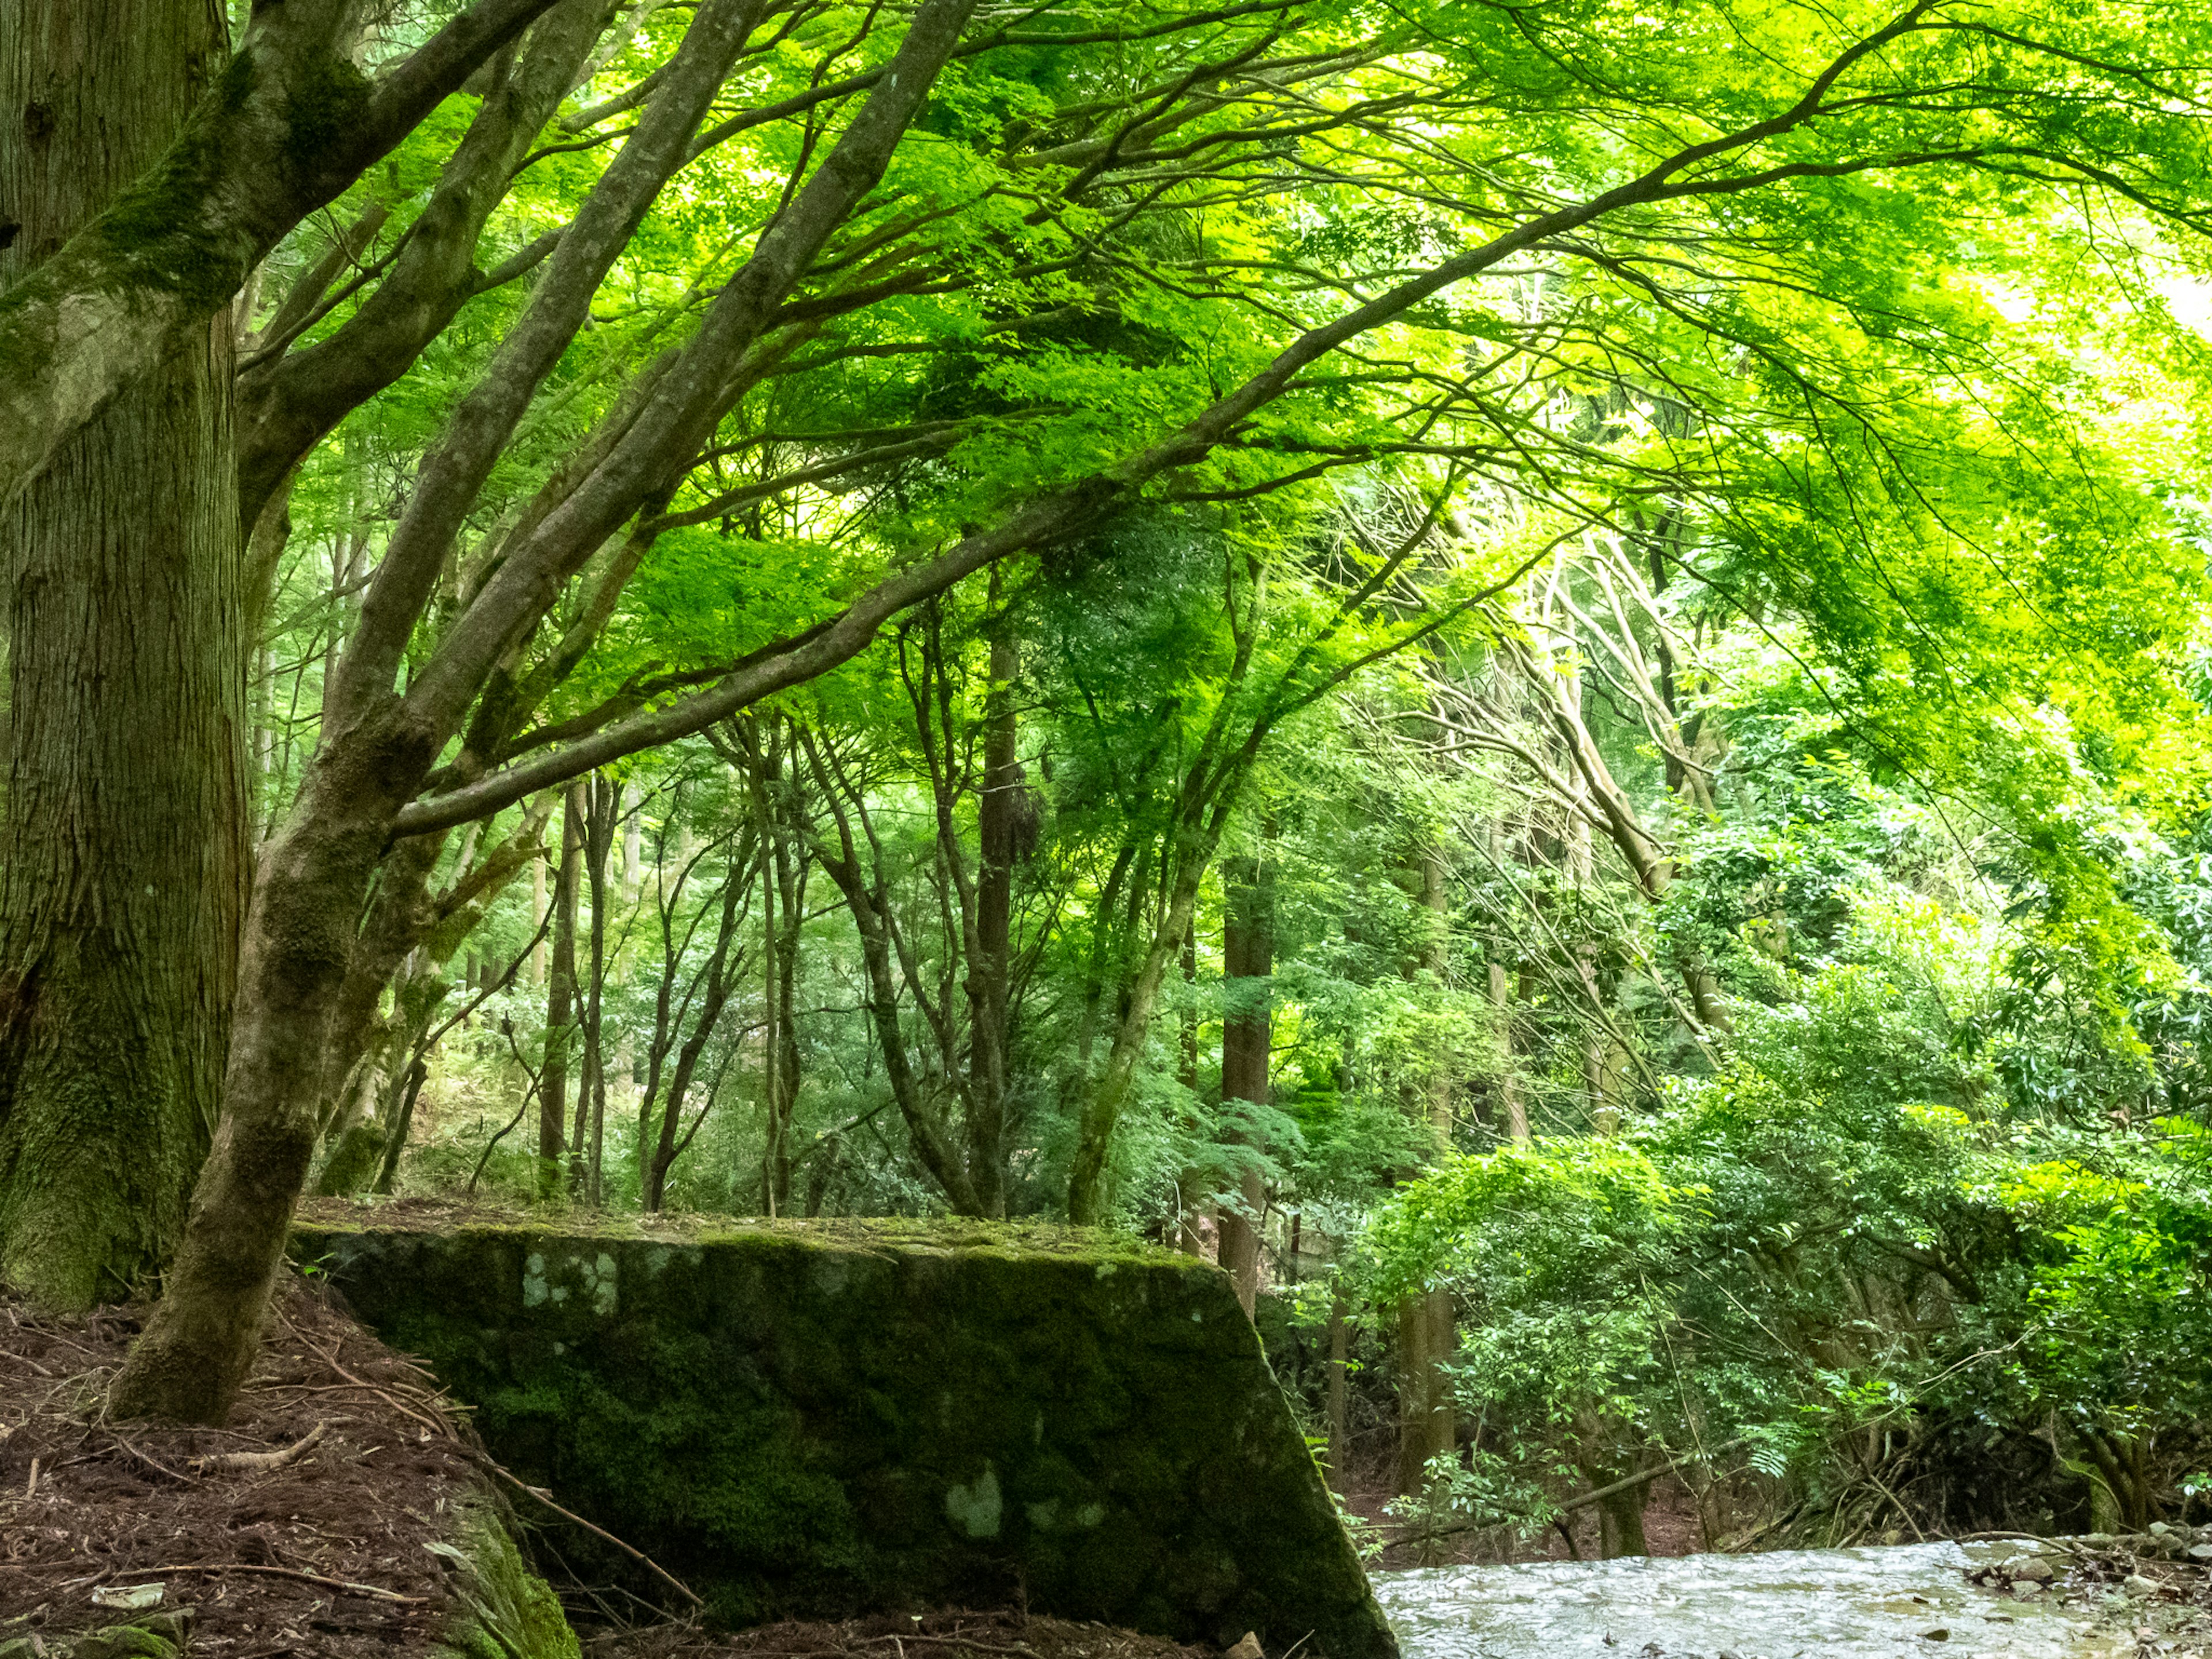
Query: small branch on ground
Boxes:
[
  {"xmin": 192, "ymin": 1421, "xmax": 327, "ymax": 1475},
  {"xmin": 123, "ymin": 1562, "xmax": 426, "ymax": 1603}
]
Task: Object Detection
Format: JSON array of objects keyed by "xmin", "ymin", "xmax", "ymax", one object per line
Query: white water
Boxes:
[{"xmin": 1373, "ymin": 1541, "xmax": 2128, "ymax": 1659}]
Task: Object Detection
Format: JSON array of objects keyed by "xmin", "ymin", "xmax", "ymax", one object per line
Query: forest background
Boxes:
[{"xmin": 2, "ymin": 0, "xmax": 2212, "ymax": 1555}]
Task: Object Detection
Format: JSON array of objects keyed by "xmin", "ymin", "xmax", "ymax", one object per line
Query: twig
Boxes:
[
  {"xmin": 470, "ymin": 1454, "xmax": 703, "ymax": 1609},
  {"xmin": 106, "ymin": 1434, "xmax": 194, "ymax": 1484},
  {"xmin": 277, "ymin": 1309, "xmax": 453, "ymax": 1442},
  {"xmin": 193, "ymin": 1422, "xmax": 326, "ymax": 1476},
  {"xmin": 118, "ymin": 1563, "xmax": 423, "ymax": 1604}
]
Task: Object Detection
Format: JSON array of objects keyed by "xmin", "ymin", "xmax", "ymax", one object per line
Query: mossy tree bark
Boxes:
[{"xmin": 0, "ymin": 0, "xmax": 247, "ymax": 1310}]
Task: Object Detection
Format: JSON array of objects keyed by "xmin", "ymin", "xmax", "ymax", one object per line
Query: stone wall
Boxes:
[{"xmin": 290, "ymin": 1214, "xmax": 1395, "ymax": 1659}]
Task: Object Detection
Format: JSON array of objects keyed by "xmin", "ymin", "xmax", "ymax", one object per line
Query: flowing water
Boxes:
[{"xmin": 1373, "ymin": 1541, "xmax": 2131, "ymax": 1659}]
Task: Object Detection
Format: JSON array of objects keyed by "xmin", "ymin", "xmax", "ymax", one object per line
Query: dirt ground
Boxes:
[{"xmin": 0, "ymin": 1276, "xmax": 479, "ymax": 1656}]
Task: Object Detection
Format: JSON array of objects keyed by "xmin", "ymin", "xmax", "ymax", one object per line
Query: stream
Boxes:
[{"xmin": 1373, "ymin": 1541, "xmax": 2131, "ymax": 1659}]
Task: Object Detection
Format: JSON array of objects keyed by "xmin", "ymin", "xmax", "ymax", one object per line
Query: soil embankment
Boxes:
[{"xmin": 0, "ymin": 1275, "xmax": 573, "ymax": 1658}]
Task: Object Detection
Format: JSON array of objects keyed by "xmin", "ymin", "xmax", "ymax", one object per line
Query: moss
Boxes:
[
  {"xmin": 311, "ymin": 1120, "xmax": 386, "ymax": 1196},
  {"xmin": 77, "ymin": 50, "xmax": 259, "ymax": 311},
  {"xmin": 280, "ymin": 54, "xmax": 374, "ymax": 180},
  {"xmin": 0, "ymin": 1613, "xmax": 192, "ymax": 1659},
  {"xmin": 430, "ymin": 1501, "xmax": 582, "ymax": 1659},
  {"xmin": 295, "ymin": 1213, "xmax": 1395, "ymax": 1659}
]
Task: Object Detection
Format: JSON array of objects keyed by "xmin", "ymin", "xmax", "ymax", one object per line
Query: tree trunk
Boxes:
[
  {"xmin": 1395, "ymin": 1289, "xmax": 1459, "ymax": 1495},
  {"xmin": 541, "ymin": 785, "xmax": 583, "ymax": 1196},
  {"xmin": 1488, "ymin": 959, "xmax": 1529, "ymax": 1143},
  {"xmin": 1327, "ymin": 1290, "xmax": 1350, "ymax": 1496},
  {"xmin": 578, "ymin": 773, "xmax": 615, "ymax": 1204},
  {"xmin": 769, "ymin": 835, "xmax": 802, "ymax": 1213},
  {"xmin": 0, "ymin": 0, "xmax": 246, "ymax": 1309},
  {"xmin": 1218, "ymin": 854, "xmax": 1272, "ymax": 1320},
  {"xmin": 756, "ymin": 785, "xmax": 782, "ymax": 1216},
  {"xmin": 1395, "ymin": 1293, "xmax": 1431, "ymax": 1496},
  {"xmin": 967, "ymin": 594, "xmax": 1018, "ymax": 1217},
  {"xmin": 547, "ymin": 798, "xmax": 582, "ymax": 1175},
  {"xmin": 1175, "ymin": 921, "xmax": 1207, "ymax": 1256}
]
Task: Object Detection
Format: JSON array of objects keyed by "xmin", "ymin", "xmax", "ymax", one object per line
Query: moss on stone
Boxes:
[
  {"xmin": 295, "ymin": 1213, "xmax": 1395, "ymax": 1659},
  {"xmin": 431, "ymin": 1501, "xmax": 584, "ymax": 1659}
]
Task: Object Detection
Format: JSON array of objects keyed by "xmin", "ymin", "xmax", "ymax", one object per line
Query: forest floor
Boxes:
[{"xmin": 0, "ymin": 1275, "xmax": 475, "ymax": 1656}]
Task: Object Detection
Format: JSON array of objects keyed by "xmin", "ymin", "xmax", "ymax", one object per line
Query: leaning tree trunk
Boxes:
[{"xmin": 0, "ymin": 0, "xmax": 246, "ymax": 1308}]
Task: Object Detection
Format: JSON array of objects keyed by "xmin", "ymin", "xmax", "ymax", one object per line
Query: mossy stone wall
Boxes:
[{"xmin": 291, "ymin": 1216, "xmax": 1394, "ymax": 1659}]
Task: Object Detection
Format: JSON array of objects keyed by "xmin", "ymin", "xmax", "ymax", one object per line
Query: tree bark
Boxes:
[
  {"xmin": 578, "ymin": 772, "xmax": 616, "ymax": 1204},
  {"xmin": 540, "ymin": 783, "xmax": 583, "ymax": 1196},
  {"xmin": 1488, "ymin": 959, "xmax": 1529, "ymax": 1143},
  {"xmin": 0, "ymin": 0, "xmax": 571, "ymax": 510},
  {"xmin": 756, "ymin": 773, "xmax": 782, "ymax": 1217},
  {"xmin": 1327, "ymin": 1290, "xmax": 1350, "ymax": 1496},
  {"xmin": 0, "ymin": 0, "xmax": 247, "ymax": 1309}
]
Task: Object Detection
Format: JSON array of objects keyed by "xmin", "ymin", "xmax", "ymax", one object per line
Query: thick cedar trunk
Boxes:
[
  {"xmin": 0, "ymin": 0, "xmax": 246, "ymax": 1308},
  {"xmin": 540, "ymin": 784, "xmax": 583, "ymax": 1195},
  {"xmin": 1217, "ymin": 854, "xmax": 1271, "ymax": 1320}
]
